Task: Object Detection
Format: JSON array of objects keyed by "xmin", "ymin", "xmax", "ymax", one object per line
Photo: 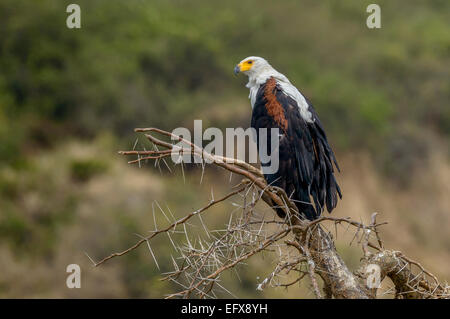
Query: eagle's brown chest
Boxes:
[{"xmin": 263, "ymin": 77, "xmax": 288, "ymax": 132}]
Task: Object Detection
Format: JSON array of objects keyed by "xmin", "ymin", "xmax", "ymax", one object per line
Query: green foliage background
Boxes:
[{"xmin": 0, "ymin": 0, "xmax": 448, "ymax": 298}]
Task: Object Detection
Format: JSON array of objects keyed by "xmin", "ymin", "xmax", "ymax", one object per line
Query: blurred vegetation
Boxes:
[{"xmin": 0, "ymin": 0, "xmax": 448, "ymax": 297}]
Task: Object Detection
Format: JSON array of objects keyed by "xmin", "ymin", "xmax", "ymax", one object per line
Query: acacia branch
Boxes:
[
  {"xmin": 92, "ymin": 185, "xmax": 246, "ymax": 267},
  {"xmin": 90, "ymin": 127, "xmax": 448, "ymax": 299}
]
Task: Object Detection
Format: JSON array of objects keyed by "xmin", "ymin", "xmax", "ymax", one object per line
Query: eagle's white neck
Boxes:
[
  {"xmin": 246, "ymin": 66, "xmax": 289, "ymax": 107},
  {"xmin": 245, "ymin": 66, "xmax": 313, "ymax": 123}
]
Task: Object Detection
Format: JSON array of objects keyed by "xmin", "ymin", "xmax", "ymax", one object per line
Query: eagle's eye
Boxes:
[{"xmin": 247, "ymin": 60, "xmax": 253, "ymax": 64}]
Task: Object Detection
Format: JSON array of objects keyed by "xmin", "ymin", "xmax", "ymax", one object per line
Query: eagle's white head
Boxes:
[
  {"xmin": 234, "ymin": 56, "xmax": 289, "ymax": 87},
  {"xmin": 234, "ymin": 56, "xmax": 271, "ymax": 77}
]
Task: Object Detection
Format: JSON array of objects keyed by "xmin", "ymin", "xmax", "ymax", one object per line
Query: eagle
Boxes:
[{"xmin": 234, "ymin": 56, "xmax": 341, "ymax": 220}]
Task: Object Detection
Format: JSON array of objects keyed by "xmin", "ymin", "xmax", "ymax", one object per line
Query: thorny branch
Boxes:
[{"xmin": 90, "ymin": 127, "xmax": 449, "ymax": 299}]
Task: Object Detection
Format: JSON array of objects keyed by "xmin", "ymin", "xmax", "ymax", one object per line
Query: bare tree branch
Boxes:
[{"xmin": 90, "ymin": 127, "xmax": 449, "ymax": 299}]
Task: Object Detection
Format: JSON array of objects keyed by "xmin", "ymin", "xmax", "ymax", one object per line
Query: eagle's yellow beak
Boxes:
[{"xmin": 234, "ymin": 60, "xmax": 253, "ymax": 75}]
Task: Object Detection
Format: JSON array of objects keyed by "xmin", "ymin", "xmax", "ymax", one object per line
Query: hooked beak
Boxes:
[{"xmin": 234, "ymin": 64, "xmax": 240, "ymax": 75}]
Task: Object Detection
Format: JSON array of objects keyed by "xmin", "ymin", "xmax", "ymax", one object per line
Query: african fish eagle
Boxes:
[{"xmin": 234, "ymin": 56, "xmax": 341, "ymax": 220}]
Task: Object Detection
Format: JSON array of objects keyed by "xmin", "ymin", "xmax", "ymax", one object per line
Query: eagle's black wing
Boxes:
[{"xmin": 251, "ymin": 78, "xmax": 341, "ymax": 220}]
